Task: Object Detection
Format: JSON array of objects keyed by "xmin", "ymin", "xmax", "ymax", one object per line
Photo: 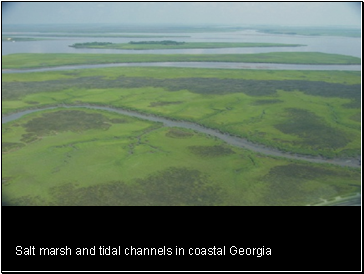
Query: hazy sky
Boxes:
[{"xmin": 2, "ymin": 2, "xmax": 361, "ymax": 27}]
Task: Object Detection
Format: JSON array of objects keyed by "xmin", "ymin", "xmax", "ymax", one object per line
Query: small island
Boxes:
[
  {"xmin": 2, "ymin": 36, "xmax": 50, "ymax": 42},
  {"xmin": 70, "ymin": 42, "xmax": 114, "ymax": 48},
  {"xmin": 69, "ymin": 40, "xmax": 305, "ymax": 50}
]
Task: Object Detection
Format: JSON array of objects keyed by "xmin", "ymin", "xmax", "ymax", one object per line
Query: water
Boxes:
[
  {"xmin": 2, "ymin": 105, "xmax": 360, "ymax": 168},
  {"xmin": 2, "ymin": 30, "xmax": 361, "ymax": 57},
  {"xmin": 2, "ymin": 62, "xmax": 361, "ymax": 74},
  {"xmin": 2, "ymin": 30, "xmax": 361, "ymax": 167},
  {"xmin": 2, "ymin": 29, "xmax": 361, "ymax": 206}
]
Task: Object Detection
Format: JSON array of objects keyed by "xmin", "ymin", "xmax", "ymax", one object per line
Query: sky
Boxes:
[{"xmin": 1, "ymin": 2, "xmax": 362, "ymax": 27}]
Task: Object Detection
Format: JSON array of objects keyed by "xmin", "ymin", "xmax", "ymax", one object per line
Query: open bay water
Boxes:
[{"xmin": 1, "ymin": 30, "xmax": 361, "ymax": 57}]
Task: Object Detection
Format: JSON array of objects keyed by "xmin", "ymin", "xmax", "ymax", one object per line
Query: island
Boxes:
[
  {"xmin": 2, "ymin": 36, "xmax": 51, "ymax": 42},
  {"xmin": 69, "ymin": 40, "xmax": 305, "ymax": 50}
]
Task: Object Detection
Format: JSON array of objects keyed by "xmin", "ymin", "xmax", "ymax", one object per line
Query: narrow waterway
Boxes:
[
  {"xmin": 1, "ymin": 62, "xmax": 361, "ymax": 74},
  {"xmin": 2, "ymin": 105, "xmax": 360, "ymax": 168}
]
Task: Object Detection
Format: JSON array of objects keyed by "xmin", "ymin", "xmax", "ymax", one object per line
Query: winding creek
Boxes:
[
  {"xmin": 2, "ymin": 105, "xmax": 360, "ymax": 168},
  {"xmin": 2, "ymin": 30, "xmax": 361, "ymax": 167},
  {"xmin": 2, "ymin": 30, "xmax": 361, "ymax": 205}
]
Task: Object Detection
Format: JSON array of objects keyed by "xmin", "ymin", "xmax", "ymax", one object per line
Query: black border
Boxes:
[{"xmin": 1, "ymin": 206, "xmax": 361, "ymax": 271}]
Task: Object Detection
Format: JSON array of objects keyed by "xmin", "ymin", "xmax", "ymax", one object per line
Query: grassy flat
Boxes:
[
  {"xmin": 2, "ymin": 52, "xmax": 361, "ymax": 69},
  {"xmin": 69, "ymin": 41, "xmax": 305, "ymax": 50},
  {"xmin": 2, "ymin": 108, "xmax": 360, "ymax": 206},
  {"xmin": 2, "ymin": 64, "xmax": 361, "ymax": 206},
  {"xmin": 2, "ymin": 67, "xmax": 361, "ymax": 159}
]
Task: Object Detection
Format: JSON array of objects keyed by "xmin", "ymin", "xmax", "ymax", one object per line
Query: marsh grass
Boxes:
[
  {"xmin": 251, "ymin": 99, "xmax": 284, "ymax": 105},
  {"xmin": 3, "ymin": 67, "xmax": 360, "ymax": 84},
  {"xmin": 2, "ymin": 109, "xmax": 360, "ymax": 206},
  {"xmin": 69, "ymin": 41, "xmax": 305, "ymax": 50},
  {"xmin": 2, "ymin": 52, "xmax": 360, "ymax": 69},
  {"xmin": 3, "ymin": 76, "xmax": 360, "ymax": 103},
  {"xmin": 23, "ymin": 110, "xmax": 111, "ymax": 136},
  {"xmin": 20, "ymin": 133, "xmax": 39, "ymax": 143},
  {"xmin": 135, "ymin": 167, "xmax": 224, "ymax": 206},
  {"xmin": 165, "ymin": 128, "xmax": 194, "ymax": 138},
  {"xmin": 275, "ymin": 108, "xmax": 351, "ymax": 150},
  {"xmin": 2, "ymin": 142, "xmax": 25, "ymax": 153},
  {"xmin": 2, "ymin": 68, "xmax": 361, "ymax": 158},
  {"xmin": 149, "ymin": 101, "xmax": 183, "ymax": 107},
  {"xmin": 188, "ymin": 145, "xmax": 235, "ymax": 157},
  {"xmin": 9, "ymin": 167, "xmax": 224, "ymax": 206},
  {"xmin": 350, "ymin": 112, "xmax": 361, "ymax": 123},
  {"xmin": 262, "ymin": 164, "xmax": 360, "ymax": 205}
]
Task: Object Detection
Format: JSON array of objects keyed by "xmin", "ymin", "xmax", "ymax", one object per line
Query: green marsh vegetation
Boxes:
[
  {"xmin": 69, "ymin": 41, "xmax": 305, "ymax": 50},
  {"xmin": 2, "ymin": 66, "xmax": 361, "ymax": 160},
  {"xmin": 2, "ymin": 108, "xmax": 360, "ymax": 206},
  {"xmin": 2, "ymin": 49, "xmax": 361, "ymax": 205},
  {"xmin": 70, "ymin": 42, "xmax": 113, "ymax": 47},
  {"xmin": 2, "ymin": 22, "xmax": 361, "ymax": 206},
  {"xmin": 2, "ymin": 52, "xmax": 360, "ymax": 69}
]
